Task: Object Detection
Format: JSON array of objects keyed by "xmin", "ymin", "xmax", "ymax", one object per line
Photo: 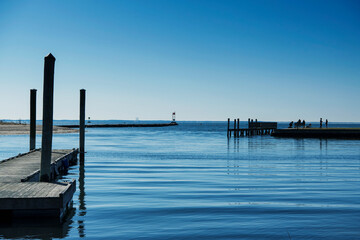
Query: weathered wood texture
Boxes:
[
  {"xmin": 0, "ymin": 149, "xmax": 78, "ymax": 183},
  {"xmin": 0, "ymin": 181, "xmax": 75, "ymax": 209},
  {"xmin": 40, "ymin": 54, "xmax": 56, "ymax": 182},
  {"xmin": 79, "ymin": 89, "xmax": 86, "ymax": 162},
  {"xmin": 30, "ymin": 89, "xmax": 37, "ymax": 150},
  {"xmin": 0, "ymin": 149, "xmax": 78, "ymax": 220},
  {"xmin": 0, "ymin": 181, "xmax": 76, "ymax": 219}
]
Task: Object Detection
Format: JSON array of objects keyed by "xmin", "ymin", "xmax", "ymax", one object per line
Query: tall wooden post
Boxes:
[
  {"xmin": 227, "ymin": 118, "xmax": 230, "ymax": 138},
  {"xmin": 30, "ymin": 89, "xmax": 37, "ymax": 151},
  {"xmin": 80, "ymin": 89, "xmax": 86, "ymax": 163},
  {"xmin": 237, "ymin": 118, "xmax": 240, "ymax": 137},
  {"xmin": 40, "ymin": 53, "xmax": 55, "ymax": 182},
  {"xmin": 233, "ymin": 119, "xmax": 236, "ymax": 137},
  {"xmin": 255, "ymin": 119, "xmax": 258, "ymax": 135}
]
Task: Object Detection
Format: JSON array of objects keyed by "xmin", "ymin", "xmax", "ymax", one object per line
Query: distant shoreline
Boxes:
[{"xmin": 0, "ymin": 123, "xmax": 78, "ymax": 135}]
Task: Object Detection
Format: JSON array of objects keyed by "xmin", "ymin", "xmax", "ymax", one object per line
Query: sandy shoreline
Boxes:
[{"xmin": 0, "ymin": 123, "xmax": 78, "ymax": 135}]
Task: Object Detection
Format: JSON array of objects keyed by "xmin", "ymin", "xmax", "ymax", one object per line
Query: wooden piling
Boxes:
[
  {"xmin": 40, "ymin": 53, "xmax": 55, "ymax": 182},
  {"xmin": 80, "ymin": 89, "xmax": 86, "ymax": 163},
  {"xmin": 237, "ymin": 118, "xmax": 240, "ymax": 137},
  {"xmin": 227, "ymin": 118, "xmax": 230, "ymax": 137},
  {"xmin": 30, "ymin": 89, "xmax": 37, "ymax": 151},
  {"xmin": 226, "ymin": 118, "xmax": 277, "ymax": 137},
  {"xmin": 233, "ymin": 119, "xmax": 236, "ymax": 137}
]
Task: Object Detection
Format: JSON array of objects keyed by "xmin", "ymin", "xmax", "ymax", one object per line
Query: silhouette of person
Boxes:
[
  {"xmin": 302, "ymin": 120, "xmax": 306, "ymax": 128},
  {"xmin": 320, "ymin": 118, "xmax": 323, "ymax": 128},
  {"xmin": 325, "ymin": 119, "xmax": 328, "ymax": 128},
  {"xmin": 289, "ymin": 121, "xmax": 293, "ymax": 128},
  {"xmin": 296, "ymin": 119, "xmax": 301, "ymax": 128}
]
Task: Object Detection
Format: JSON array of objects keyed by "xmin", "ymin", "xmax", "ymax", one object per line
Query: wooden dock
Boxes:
[
  {"xmin": 227, "ymin": 118, "xmax": 277, "ymax": 137},
  {"xmin": 0, "ymin": 53, "xmax": 83, "ymax": 223},
  {"xmin": 0, "ymin": 149, "xmax": 78, "ymax": 221},
  {"xmin": 271, "ymin": 128, "xmax": 360, "ymax": 139}
]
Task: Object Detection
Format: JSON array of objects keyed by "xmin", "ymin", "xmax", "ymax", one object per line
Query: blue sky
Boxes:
[{"xmin": 0, "ymin": 0, "xmax": 359, "ymax": 121}]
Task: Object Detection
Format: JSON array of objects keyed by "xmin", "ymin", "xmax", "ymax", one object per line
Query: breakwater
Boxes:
[{"xmin": 60, "ymin": 122, "xmax": 178, "ymax": 128}]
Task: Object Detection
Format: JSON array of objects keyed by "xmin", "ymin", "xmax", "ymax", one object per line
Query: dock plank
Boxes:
[
  {"xmin": 0, "ymin": 182, "xmax": 75, "ymax": 210},
  {"xmin": 0, "ymin": 149, "xmax": 78, "ymax": 220},
  {"xmin": 0, "ymin": 149, "xmax": 75, "ymax": 183}
]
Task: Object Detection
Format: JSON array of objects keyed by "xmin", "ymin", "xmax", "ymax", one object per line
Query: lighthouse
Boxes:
[{"xmin": 172, "ymin": 112, "xmax": 176, "ymax": 123}]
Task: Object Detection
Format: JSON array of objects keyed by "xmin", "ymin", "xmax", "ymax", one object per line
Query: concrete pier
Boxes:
[{"xmin": 272, "ymin": 128, "xmax": 360, "ymax": 139}]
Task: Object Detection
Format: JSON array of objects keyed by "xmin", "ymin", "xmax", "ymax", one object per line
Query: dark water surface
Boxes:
[{"xmin": 1, "ymin": 121, "xmax": 360, "ymax": 239}]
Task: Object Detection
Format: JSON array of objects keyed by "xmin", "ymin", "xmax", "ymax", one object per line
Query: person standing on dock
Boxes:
[
  {"xmin": 302, "ymin": 120, "xmax": 306, "ymax": 128},
  {"xmin": 325, "ymin": 119, "xmax": 328, "ymax": 128},
  {"xmin": 320, "ymin": 118, "xmax": 323, "ymax": 128}
]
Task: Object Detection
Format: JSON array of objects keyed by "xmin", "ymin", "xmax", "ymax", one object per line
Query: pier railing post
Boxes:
[
  {"xmin": 237, "ymin": 118, "xmax": 240, "ymax": 137},
  {"xmin": 30, "ymin": 89, "xmax": 37, "ymax": 151},
  {"xmin": 80, "ymin": 89, "xmax": 86, "ymax": 163},
  {"xmin": 234, "ymin": 119, "xmax": 236, "ymax": 137},
  {"xmin": 40, "ymin": 53, "xmax": 56, "ymax": 182},
  {"xmin": 227, "ymin": 118, "xmax": 230, "ymax": 138}
]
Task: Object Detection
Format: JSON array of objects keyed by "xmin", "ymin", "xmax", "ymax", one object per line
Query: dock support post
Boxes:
[
  {"xmin": 30, "ymin": 89, "xmax": 37, "ymax": 151},
  {"xmin": 237, "ymin": 118, "xmax": 240, "ymax": 137},
  {"xmin": 80, "ymin": 89, "xmax": 86, "ymax": 163},
  {"xmin": 255, "ymin": 119, "xmax": 258, "ymax": 135},
  {"xmin": 40, "ymin": 53, "xmax": 56, "ymax": 182},
  {"xmin": 233, "ymin": 119, "xmax": 236, "ymax": 137},
  {"xmin": 227, "ymin": 118, "xmax": 230, "ymax": 138}
]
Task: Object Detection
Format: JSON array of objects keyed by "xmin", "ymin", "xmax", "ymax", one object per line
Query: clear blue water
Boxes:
[{"xmin": 1, "ymin": 121, "xmax": 360, "ymax": 239}]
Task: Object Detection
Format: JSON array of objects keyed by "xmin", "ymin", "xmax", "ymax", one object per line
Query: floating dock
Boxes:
[
  {"xmin": 271, "ymin": 128, "xmax": 360, "ymax": 139},
  {"xmin": 0, "ymin": 53, "xmax": 82, "ymax": 223},
  {"xmin": 60, "ymin": 122, "xmax": 178, "ymax": 128},
  {"xmin": 0, "ymin": 149, "xmax": 78, "ymax": 221}
]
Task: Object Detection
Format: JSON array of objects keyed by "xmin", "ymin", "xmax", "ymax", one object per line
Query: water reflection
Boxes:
[
  {"xmin": 227, "ymin": 136, "xmax": 330, "ymax": 153},
  {"xmin": 0, "ymin": 199, "xmax": 75, "ymax": 240},
  {"xmin": 0, "ymin": 210, "xmax": 75, "ymax": 240},
  {"xmin": 225, "ymin": 137, "xmax": 332, "ymax": 180},
  {"xmin": 319, "ymin": 138, "xmax": 328, "ymax": 151},
  {"xmin": 78, "ymin": 160, "xmax": 86, "ymax": 238},
  {"xmin": 226, "ymin": 135, "xmax": 279, "ymax": 152}
]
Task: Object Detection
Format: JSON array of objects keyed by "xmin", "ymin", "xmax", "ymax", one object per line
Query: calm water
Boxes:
[{"xmin": 1, "ymin": 121, "xmax": 360, "ymax": 239}]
